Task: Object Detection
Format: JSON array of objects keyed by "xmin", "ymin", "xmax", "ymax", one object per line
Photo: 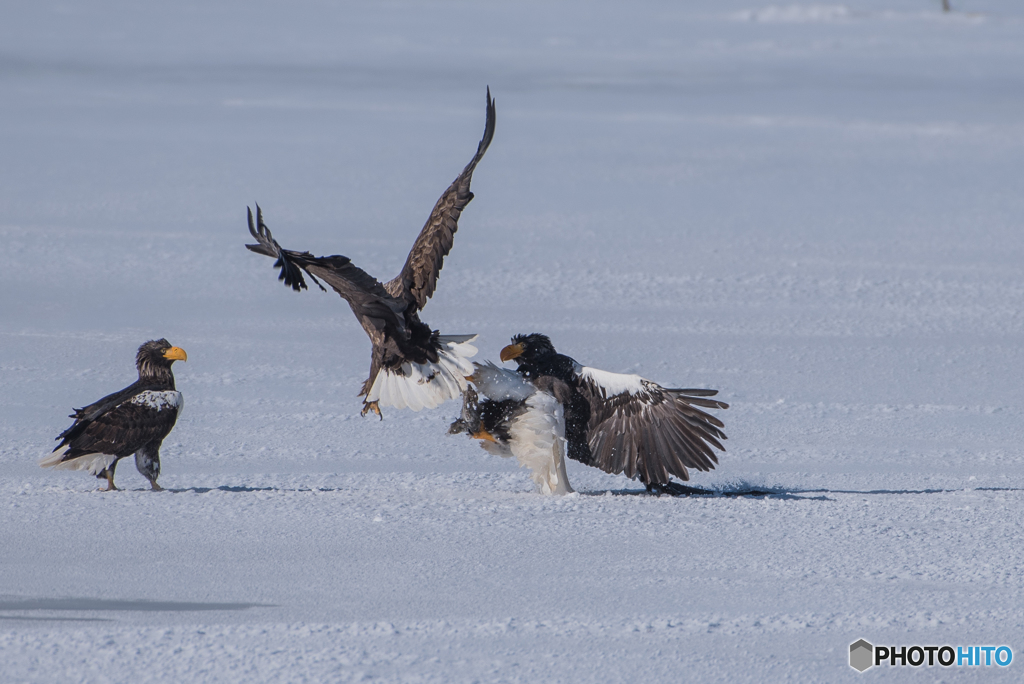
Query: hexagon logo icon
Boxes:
[{"xmin": 850, "ymin": 639, "xmax": 874, "ymax": 672}]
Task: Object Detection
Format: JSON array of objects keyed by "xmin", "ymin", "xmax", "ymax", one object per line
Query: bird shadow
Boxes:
[
  {"xmin": 165, "ymin": 486, "xmax": 348, "ymax": 494},
  {"xmin": 0, "ymin": 614, "xmax": 113, "ymax": 623},
  {"xmin": 0, "ymin": 597, "xmax": 275, "ymax": 623},
  {"xmin": 167, "ymin": 485, "xmax": 279, "ymax": 494},
  {"xmin": 0, "ymin": 598, "xmax": 275, "ymax": 612},
  {"xmin": 792, "ymin": 486, "xmax": 1024, "ymax": 496},
  {"xmin": 592, "ymin": 485, "xmax": 815, "ymax": 500},
  {"xmin": 595, "ymin": 485, "xmax": 1024, "ymax": 501}
]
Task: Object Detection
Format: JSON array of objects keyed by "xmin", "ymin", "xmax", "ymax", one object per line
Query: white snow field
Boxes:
[{"xmin": 2, "ymin": 1, "xmax": 1023, "ymax": 681}]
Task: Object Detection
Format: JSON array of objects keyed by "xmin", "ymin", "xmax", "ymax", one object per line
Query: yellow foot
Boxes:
[
  {"xmin": 104, "ymin": 475, "xmax": 118, "ymax": 492},
  {"xmin": 360, "ymin": 401, "xmax": 383, "ymax": 420},
  {"xmin": 150, "ymin": 482, "xmax": 164, "ymax": 492},
  {"xmin": 471, "ymin": 429, "xmax": 498, "ymax": 444}
]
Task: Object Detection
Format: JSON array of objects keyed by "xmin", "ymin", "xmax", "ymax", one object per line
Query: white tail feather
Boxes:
[
  {"xmin": 366, "ymin": 335, "xmax": 478, "ymax": 411},
  {"xmin": 39, "ymin": 447, "xmax": 117, "ymax": 476},
  {"xmin": 507, "ymin": 391, "xmax": 573, "ymax": 495}
]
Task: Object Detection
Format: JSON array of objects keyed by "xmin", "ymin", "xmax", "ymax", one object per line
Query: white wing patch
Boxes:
[
  {"xmin": 39, "ymin": 446, "xmax": 117, "ymax": 475},
  {"xmin": 129, "ymin": 390, "xmax": 184, "ymax": 413},
  {"xmin": 579, "ymin": 366, "xmax": 646, "ymax": 398},
  {"xmin": 506, "ymin": 391, "xmax": 573, "ymax": 495},
  {"xmin": 366, "ymin": 335, "xmax": 478, "ymax": 411}
]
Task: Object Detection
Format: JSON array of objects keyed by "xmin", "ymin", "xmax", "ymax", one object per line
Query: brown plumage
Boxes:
[
  {"xmin": 246, "ymin": 89, "xmax": 495, "ymax": 417},
  {"xmin": 496, "ymin": 333, "xmax": 728, "ymax": 494},
  {"xmin": 41, "ymin": 339, "xmax": 187, "ymax": 491}
]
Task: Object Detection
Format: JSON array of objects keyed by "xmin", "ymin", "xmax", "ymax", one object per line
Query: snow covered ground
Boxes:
[{"xmin": 2, "ymin": 1, "xmax": 1023, "ymax": 681}]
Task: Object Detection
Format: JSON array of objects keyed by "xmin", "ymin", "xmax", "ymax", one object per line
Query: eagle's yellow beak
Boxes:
[
  {"xmin": 499, "ymin": 343, "xmax": 524, "ymax": 363},
  {"xmin": 163, "ymin": 347, "xmax": 188, "ymax": 362}
]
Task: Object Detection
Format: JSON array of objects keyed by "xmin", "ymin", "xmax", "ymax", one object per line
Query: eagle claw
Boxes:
[{"xmin": 361, "ymin": 401, "xmax": 383, "ymax": 420}]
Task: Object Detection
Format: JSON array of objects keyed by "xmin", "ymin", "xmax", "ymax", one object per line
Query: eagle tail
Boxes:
[
  {"xmin": 366, "ymin": 335, "xmax": 478, "ymax": 411},
  {"xmin": 508, "ymin": 391, "xmax": 573, "ymax": 495},
  {"xmin": 40, "ymin": 447, "xmax": 117, "ymax": 475}
]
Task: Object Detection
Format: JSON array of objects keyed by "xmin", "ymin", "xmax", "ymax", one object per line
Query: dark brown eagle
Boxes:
[
  {"xmin": 450, "ymin": 334, "xmax": 727, "ymax": 495},
  {"xmin": 41, "ymin": 339, "xmax": 187, "ymax": 491},
  {"xmin": 246, "ymin": 89, "xmax": 495, "ymax": 418}
]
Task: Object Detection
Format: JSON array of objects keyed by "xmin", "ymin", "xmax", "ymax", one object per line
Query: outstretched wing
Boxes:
[
  {"xmin": 577, "ymin": 367, "xmax": 728, "ymax": 485},
  {"xmin": 246, "ymin": 205, "xmax": 409, "ymax": 337},
  {"xmin": 385, "ymin": 88, "xmax": 496, "ymax": 311}
]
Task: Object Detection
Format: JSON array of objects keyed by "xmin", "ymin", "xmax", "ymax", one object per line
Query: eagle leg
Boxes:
[
  {"xmin": 95, "ymin": 460, "xmax": 119, "ymax": 492},
  {"xmin": 135, "ymin": 444, "xmax": 163, "ymax": 491},
  {"xmin": 361, "ymin": 400, "xmax": 383, "ymax": 420}
]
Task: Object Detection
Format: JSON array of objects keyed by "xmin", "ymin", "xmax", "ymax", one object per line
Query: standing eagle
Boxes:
[
  {"xmin": 40, "ymin": 339, "xmax": 187, "ymax": 491},
  {"xmin": 246, "ymin": 89, "xmax": 495, "ymax": 418},
  {"xmin": 451, "ymin": 334, "xmax": 727, "ymax": 495}
]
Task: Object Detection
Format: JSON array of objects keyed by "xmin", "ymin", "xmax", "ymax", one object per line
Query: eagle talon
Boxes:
[{"xmin": 361, "ymin": 401, "xmax": 383, "ymax": 420}]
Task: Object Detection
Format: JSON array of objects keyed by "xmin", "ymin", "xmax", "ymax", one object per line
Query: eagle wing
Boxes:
[
  {"xmin": 246, "ymin": 206, "xmax": 409, "ymax": 339},
  {"xmin": 384, "ymin": 88, "xmax": 496, "ymax": 311},
  {"xmin": 577, "ymin": 367, "xmax": 728, "ymax": 485},
  {"xmin": 45, "ymin": 392, "xmax": 182, "ymax": 475},
  {"xmin": 55, "ymin": 381, "xmax": 146, "ymax": 446}
]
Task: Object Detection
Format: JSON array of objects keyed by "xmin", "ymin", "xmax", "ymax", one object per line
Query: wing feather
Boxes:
[
  {"xmin": 385, "ymin": 88, "xmax": 496, "ymax": 311},
  {"xmin": 53, "ymin": 401, "xmax": 180, "ymax": 463},
  {"xmin": 578, "ymin": 368, "xmax": 728, "ymax": 485},
  {"xmin": 245, "ymin": 205, "xmax": 410, "ymax": 336}
]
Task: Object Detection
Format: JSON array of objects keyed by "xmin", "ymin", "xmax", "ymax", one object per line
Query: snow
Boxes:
[
  {"xmin": 129, "ymin": 390, "xmax": 184, "ymax": 413},
  {"xmin": 2, "ymin": 0, "xmax": 1023, "ymax": 681}
]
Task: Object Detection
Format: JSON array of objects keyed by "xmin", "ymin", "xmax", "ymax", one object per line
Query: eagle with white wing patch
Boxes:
[
  {"xmin": 245, "ymin": 89, "xmax": 495, "ymax": 418},
  {"xmin": 41, "ymin": 339, "xmax": 187, "ymax": 491},
  {"xmin": 474, "ymin": 333, "xmax": 728, "ymax": 495},
  {"xmin": 450, "ymin": 362, "xmax": 574, "ymax": 495}
]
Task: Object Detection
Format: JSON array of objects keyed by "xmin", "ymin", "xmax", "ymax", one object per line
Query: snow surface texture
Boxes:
[{"xmin": 2, "ymin": 0, "xmax": 1023, "ymax": 682}]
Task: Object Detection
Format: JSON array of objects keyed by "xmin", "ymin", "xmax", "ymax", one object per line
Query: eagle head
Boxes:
[
  {"xmin": 136, "ymin": 339, "xmax": 187, "ymax": 382},
  {"xmin": 500, "ymin": 333, "xmax": 556, "ymax": 365}
]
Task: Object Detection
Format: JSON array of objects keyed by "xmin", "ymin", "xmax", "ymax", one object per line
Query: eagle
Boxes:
[
  {"xmin": 450, "ymin": 334, "xmax": 727, "ymax": 495},
  {"xmin": 450, "ymin": 363, "xmax": 575, "ymax": 495},
  {"xmin": 40, "ymin": 339, "xmax": 187, "ymax": 491},
  {"xmin": 246, "ymin": 89, "xmax": 495, "ymax": 418}
]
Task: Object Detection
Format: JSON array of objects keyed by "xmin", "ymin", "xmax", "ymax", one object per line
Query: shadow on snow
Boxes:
[{"xmin": 0, "ymin": 597, "xmax": 275, "ymax": 623}]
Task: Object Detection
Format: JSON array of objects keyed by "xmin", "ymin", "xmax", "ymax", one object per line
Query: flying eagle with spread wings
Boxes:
[
  {"xmin": 246, "ymin": 89, "xmax": 495, "ymax": 418},
  {"xmin": 450, "ymin": 334, "xmax": 727, "ymax": 495}
]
